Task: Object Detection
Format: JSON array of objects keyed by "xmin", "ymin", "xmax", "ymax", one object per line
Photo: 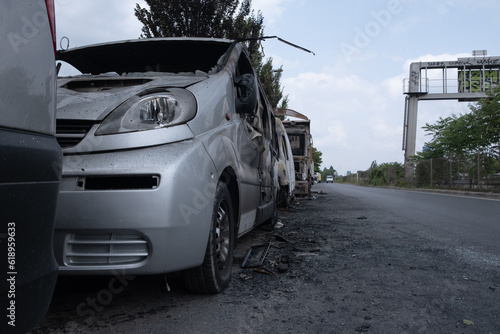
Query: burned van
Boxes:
[
  {"xmin": 54, "ymin": 38, "xmax": 278, "ymax": 293},
  {"xmin": 275, "ymin": 109, "xmax": 313, "ymax": 196}
]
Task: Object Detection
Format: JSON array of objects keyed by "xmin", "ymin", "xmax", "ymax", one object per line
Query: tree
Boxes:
[
  {"xmin": 134, "ymin": 0, "xmax": 288, "ymax": 108},
  {"xmin": 420, "ymin": 86, "xmax": 500, "ymax": 159},
  {"xmin": 255, "ymin": 59, "xmax": 287, "ymax": 109},
  {"xmin": 135, "ymin": 0, "xmax": 259, "ymax": 39},
  {"xmin": 321, "ymin": 165, "xmax": 336, "ymax": 176},
  {"xmin": 420, "ymin": 113, "xmax": 481, "ymax": 158},
  {"xmin": 368, "ymin": 162, "xmax": 403, "ymax": 186},
  {"xmin": 414, "ymin": 86, "xmax": 500, "ymax": 183},
  {"xmin": 469, "ymin": 85, "xmax": 500, "ymax": 151},
  {"xmin": 312, "ymin": 147, "xmax": 323, "ymax": 172}
]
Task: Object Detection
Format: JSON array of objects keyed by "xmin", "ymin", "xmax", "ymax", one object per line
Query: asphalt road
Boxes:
[
  {"xmin": 327, "ymin": 183, "xmax": 500, "ymax": 259},
  {"xmin": 30, "ymin": 183, "xmax": 500, "ymax": 333}
]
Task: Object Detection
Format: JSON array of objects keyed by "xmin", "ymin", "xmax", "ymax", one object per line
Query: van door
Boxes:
[
  {"xmin": 233, "ymin": 51, "xmax": 262, "ymax": 234},
  {"xmin": 254, "ymin": 86, "xmax": 277, "ymax": 223}
]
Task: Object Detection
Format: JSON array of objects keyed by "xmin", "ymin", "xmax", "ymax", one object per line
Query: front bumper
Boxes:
[
  {"xmin": 54, "ymin": 140, "xmax": 218, "ymax": 275},
  {"xmin": 0, "ymin": 129, "xmax": 61, "ymax": 333}
]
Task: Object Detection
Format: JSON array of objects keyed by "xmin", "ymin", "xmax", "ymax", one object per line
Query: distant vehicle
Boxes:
[
  {"xmin": 53, "ymin": 38, "xmax": 278, "ymax": 294},
  {"xmin": 326, "ymin": 175, "xmax": 334, "ymax": 183},
  {"xmin": 314, "ymin": 172, "xmax": 321, "ymax": 183},
  {"xmin": 274, "ymin": 109, "xmax": 314, "ymax": 196},
  {"xmin": 0, "ymin": 1, "xmax": 61, "ymax": 332},
  {"xmin": 275, "ymin": 117, "xmax": 295, "ymax": 207}
]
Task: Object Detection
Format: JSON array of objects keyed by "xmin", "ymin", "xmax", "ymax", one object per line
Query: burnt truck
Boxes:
[{"xmin": 274, "ymin": 109, "xmax": 314, "ymax": 196}]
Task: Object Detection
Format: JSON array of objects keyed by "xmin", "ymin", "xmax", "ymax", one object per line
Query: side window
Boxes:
[
  {"xmin": 282, "ymin": 135, "xmax": 289, "ymax": 160},
  {"xmin": 235, "ymin": 52, "xmax": 253, "ymax": 77},
  {"xmin": 234, "ymin": 53, "xmax": 257, "ymax": 115},
  {"xmin": 289, "ymin": 134, "xmax": 305, "ymax": 156}
]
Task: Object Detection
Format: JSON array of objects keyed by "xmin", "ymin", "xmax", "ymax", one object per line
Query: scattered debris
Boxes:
[
  {"xmin": 293, "ymin": 246, "xmax": 320, "ymax": 253},
  {"xmin": 277, "ymin": 263, "xmax": 289, "ymax": 273},
  {"xmin": 274, "ymin": 220, "xmax": 284, "ymax": 229},
  {"xmin": 356, "ymin": 216, "xmax": 368, "ymax": 220},
  {"xmin": 280, "ymin": 255, "xmax": 289, "ymax": 264},
  {"xmin": 463, "ymin": 319, "xmax": 474, "ymax": 326},
  {"xmin": 164, "ymin": 275, "xmax": 171, "ymax": 292},
  {"xmin": 238, "ymin": 273, "xmax": 254, "ymax": 281},
  {"xmin": 463, "ymin": 276, "xmax": 481, "ymax": 282},
  {"xmin": 275, "ymin": 235, "xmax": 290, "ymax": 243},
  {"xmin": 295, "ymin": 252, "xmax": 318, "ymax": 257},
  {"xmin": 241, "ymin": 243, "xmax": 271, "ymax": 268},
  {"xmin": 253, "ymin": 268, "xmax": 277, "ymax": 276}
]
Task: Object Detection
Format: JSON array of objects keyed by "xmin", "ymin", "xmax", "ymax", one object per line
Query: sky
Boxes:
[{"xmin": 54, "ymin": 0, "xmax": 500, "ymax": 175}]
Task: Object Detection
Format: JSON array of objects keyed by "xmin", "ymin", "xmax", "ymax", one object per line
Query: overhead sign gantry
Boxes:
[{"xmin": 402, "ymin": 50, "xmax": 500, "ymax": 180}]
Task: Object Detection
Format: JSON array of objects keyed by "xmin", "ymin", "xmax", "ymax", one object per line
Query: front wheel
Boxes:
[{"xmin": 183, "ymin": 181, "xmax": 235, "ymax": 294}]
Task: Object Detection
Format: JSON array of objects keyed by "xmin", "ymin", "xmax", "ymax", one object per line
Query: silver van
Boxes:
[{"xmin": 54, "ymin": 38, "xmax": 278, "ymax": 293}]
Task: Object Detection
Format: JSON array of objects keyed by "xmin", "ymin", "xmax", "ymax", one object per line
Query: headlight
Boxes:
[{"xmin": 95, "ymin": 88, "xmax": 196, "ymax": 135}]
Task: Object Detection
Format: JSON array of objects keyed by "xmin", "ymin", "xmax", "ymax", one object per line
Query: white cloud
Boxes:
[
  {"xmin": 280, "ymin": 66, "xmax": 406, "ymax": 174},
  {"xmin": 372, "ymin": 122, "xmax": 402, "ymax": 139}
]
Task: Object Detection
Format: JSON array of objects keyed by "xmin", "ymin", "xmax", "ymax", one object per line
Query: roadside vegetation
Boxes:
[
  {"xmin": 336, "ymin": 161, "xmax": 404, "ymax": 187},
  {"xmin": 412, "ymin": 86, "xmax": 500, "ymax": 190}
]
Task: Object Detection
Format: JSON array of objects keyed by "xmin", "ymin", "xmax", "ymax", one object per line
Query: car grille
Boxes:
[
  {"xmin": 56, "ymin": 119, "xmax": 98, "ymax": 148},
  {"xmin": 64, "ymin": 232, "xmax": 149, "ymax": 266}
]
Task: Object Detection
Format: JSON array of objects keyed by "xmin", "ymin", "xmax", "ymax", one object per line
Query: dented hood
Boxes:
[
  {"xmin": 56, "ymin": 38, "xmax": 233, "ymax": 121},
  {"xmin": 57, "ymin": 86, "xmax": 132, "ymax": 121},
  {"xmin": 56, "ymin": 76, "xmax": 207, "ymax": 121}
]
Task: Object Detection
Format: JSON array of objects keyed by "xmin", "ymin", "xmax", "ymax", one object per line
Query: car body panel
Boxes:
[
  {"xmin": 55, "ymin": 140, "xmax": 216, "ymax": 274},
  {"xmin": 54, "ymin": 38, "xmax": 277, "ymax": 275},
  {"xmin": 1, "ymin": 1, "xmax": 57, "ymax": 135},
  {"xmin": 0, "ymin": 1, "xmax": 61, "ymax": 332}
]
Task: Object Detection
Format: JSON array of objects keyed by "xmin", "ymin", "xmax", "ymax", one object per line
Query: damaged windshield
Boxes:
[{"xmin": 57, "ymin": 38, "xmax": 232, "ymax": 76}]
